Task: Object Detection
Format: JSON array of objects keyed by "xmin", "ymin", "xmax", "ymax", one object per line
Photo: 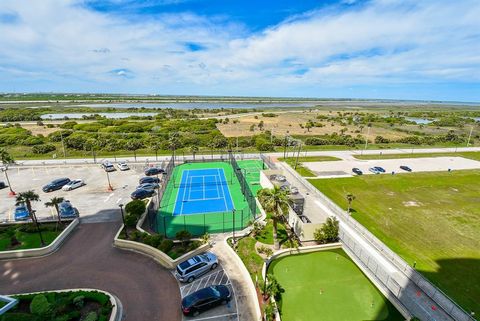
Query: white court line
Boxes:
[
  {"xmin": 179, "ymin": 170, "xmax": 190, "ymax": 215},
  {"xmin": 218, "ymin": 168, "xmax": 229, "ymax": 211},
  {"xmin": 187, "ymin": 197, "xmax": 223, "ymax": 202},
  {"xmin": 212, "ymin": 175, "xmax": 220, "ymax": 199}
]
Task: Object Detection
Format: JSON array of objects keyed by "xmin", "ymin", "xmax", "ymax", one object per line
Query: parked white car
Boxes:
[
  {"xmin": 117, "ymin": 161, "xmax": 130, "ymax": 171},
  {"xmin": 62, "ymin": 179, "xmax": 86, "ymax": 191}
]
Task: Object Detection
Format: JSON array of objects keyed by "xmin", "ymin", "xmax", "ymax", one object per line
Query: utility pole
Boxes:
[
  {"xmin": 294, "ymin": 141, "xmax": 302, "ymax": 170},
  {"xmin": 283, "ymin": 135, "xmax": 288, "ymax": 158},
  {"xmin": 466, "ymin": 126, "xmax": 474, "ymax": 147},
  {"xmin": 60, "ymin": 132, "xmax": 66, "ymax": 161},
  {"xmin": 362, "ymin": 126, "xmax": 371, "ymax": 155}
]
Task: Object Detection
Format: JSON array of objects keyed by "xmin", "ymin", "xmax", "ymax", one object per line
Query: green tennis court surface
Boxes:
[
  {"xmin": 269, "ymin": 249, "xmax": 404, "ymax": 321},
  {"xmin": 156, "ymin": 159, "xmax": 264, "ymax": 237}
]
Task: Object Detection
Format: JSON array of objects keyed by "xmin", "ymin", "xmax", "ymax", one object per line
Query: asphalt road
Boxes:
[{"xmin": 0, "ymin": 218, "xmax": 182, "ymax": 321}]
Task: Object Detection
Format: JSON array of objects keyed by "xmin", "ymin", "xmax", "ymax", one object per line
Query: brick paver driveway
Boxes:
[{"xmin": 0, "ymin": 219, "xmax": 181, "ymax": 321}]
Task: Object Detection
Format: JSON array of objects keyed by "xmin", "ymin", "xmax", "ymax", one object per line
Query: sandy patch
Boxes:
[{"xmin": 403, "ymin": 201, "xmax": 421, "ymax": 207}]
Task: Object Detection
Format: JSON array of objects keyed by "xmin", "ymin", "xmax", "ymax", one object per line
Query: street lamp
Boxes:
[
  {"xmin": 232, "ymin": 209, "xmax": 236, "ymax": 245},
  {"xmin": 106, "ymin": 170, "xmax": 113, "ymax": 192},
  {"xmin": 119, "ymin": 204, "xmax": 128, "ymax": 238},
  {"xmin": 1, "ymin": 165, "xmax": 15, "ymax": 196}
]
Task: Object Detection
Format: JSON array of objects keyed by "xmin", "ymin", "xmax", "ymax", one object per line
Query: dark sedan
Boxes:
[
  {"xmin": 131, "ymin": 188, "xmax": 155, "ymax": 200},
  {"xmin": 374, "ymin": 166, "xmax": 386, "ymax": 173},
  {"xmin": 137, "ymin": 183, "xmax": 159, "ymax": 191},
  {"xmin": 0, "ymin": 181, "xmax": 7, "ymax": 189},
  {"xmin": 144, "ymin": 167, "xmax": 165, "ymax": 176},
  {"xmin": 139, "ymin": 176, "xmax": 160, "ymax": 184},
  {"xmin": 352, "ymin": 168, "xmax": 363, "ymax": 175},
  {"xmin": 400, "ymin": 165, "xmax": 412, "ymax": 172},
  {"xmin": 42, "ymin": 178, "xmax": 71, "ymax": 192},
  {"xmin": 181, "ymin": 285, "xmax": 231, "ymax": 316}
]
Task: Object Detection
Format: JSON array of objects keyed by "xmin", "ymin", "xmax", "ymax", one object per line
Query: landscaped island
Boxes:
[{"xmin": 1, "ymin": 290, "xmax": 113, "ymax": 321}]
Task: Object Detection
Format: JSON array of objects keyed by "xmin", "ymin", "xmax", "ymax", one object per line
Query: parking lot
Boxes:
[
  {"xmin": 0, "ymin": 161, "xmax": 164, "ymax": 223},
  {"xmin": 303, "ymin": 156, "xmax": 480, "ymax": 178},
  {"xmin": 176, "ymin": 266, "xmax": 238, "ymax": 321}
]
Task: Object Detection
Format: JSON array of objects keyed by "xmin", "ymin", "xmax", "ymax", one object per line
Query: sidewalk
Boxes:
[{"xmin": 210, "ymin": 234, "xmax": 261, "ymax": 321}]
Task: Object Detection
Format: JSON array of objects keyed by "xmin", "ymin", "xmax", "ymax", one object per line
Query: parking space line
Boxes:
[{"xmin": 187, "ymin": 313, "xmax": 238, "ymax": 321}]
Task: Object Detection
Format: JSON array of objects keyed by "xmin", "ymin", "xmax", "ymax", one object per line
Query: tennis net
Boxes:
[{"xmin": 174, "ymin": 178, "xmax": 233, "ymax": 188}]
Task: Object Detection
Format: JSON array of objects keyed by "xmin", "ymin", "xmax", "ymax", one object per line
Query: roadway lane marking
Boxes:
[
  {"xmin": 104, "ymin": 193, "xmax": 115, "ymax": 203},
  {"xmin": 116, "ymin": 198, "xmax": 123, "ymax": 204},
  {"xmin": 188, "ymin": 313, "xmax": 238, "ymax": 321}
]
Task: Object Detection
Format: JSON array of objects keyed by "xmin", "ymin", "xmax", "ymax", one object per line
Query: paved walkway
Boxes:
[
  {"xmin": 210, "ymin": 235, "xmax": 261, "ymax": 321},
  {"xmin": 0, "ymin": 220, "xmax": 182, "ymax": 321}
]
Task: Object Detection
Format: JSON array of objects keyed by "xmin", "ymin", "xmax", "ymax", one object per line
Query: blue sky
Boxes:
[{"xmin": 0, "ymin": 0, "xmax": 479, "ymax": 101}]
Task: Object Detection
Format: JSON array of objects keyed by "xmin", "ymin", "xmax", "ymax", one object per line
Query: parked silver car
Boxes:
[{"xmin": 176, "ymin": 252, "xmax": 218, "ymax": 283}]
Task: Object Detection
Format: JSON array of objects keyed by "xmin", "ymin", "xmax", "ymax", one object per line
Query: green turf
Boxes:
[
  {"xmin": 156, "ymin": 159, "xmax": 264, "ymax": 238},
  {"xmin": 269, "ymin": 249, "xmax": 404, "ymax": 321},
  {"xmin": 236, "ymin": 236, "xmax": 265, "ymax": 282},
  {"xmin": 309, "ymin": 170, "xmax": 480, "ymax": 314},
  {"xmin": 354, "ymin": 151, "xmax": 480, "ymax": 161},
  {"xmin": 0, "ymin": 225, "xmax": 63, "ymax": 251}
]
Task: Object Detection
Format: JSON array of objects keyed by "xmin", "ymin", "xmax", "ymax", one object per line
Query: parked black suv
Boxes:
[
  {"xmin": 144, "ymin": 167, "xmax": 165, "ymax": 176},
  {"xmin": 42, "ymin": 178, "xmax": 71, "ymax": 192},
  {"xmin": 131, "ymin": 188, "xmax": 155, "ymax": 200},
  {"xmin": 181, "ymin": 285, "xmax": 231, "ymax": 316}
]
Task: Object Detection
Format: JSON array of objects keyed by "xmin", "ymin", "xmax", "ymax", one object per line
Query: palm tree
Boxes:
[
  {"xmin": 257, "ymin": 186, "xmax": 289, "ymax": 250},
  {"xmin": 149, "ymin": 139, "xmax": 161, "ymax": 161},
  {"xmin": 16, "ymin": 190, "xmax": 44, "ymax": 246},
  {"xmin": 126, "ymin": 140, "xmax": 144, "ymax": 162},
  {"xmin": 0, "ymin": 148, "xmax": 15, "ymax": 195},
  {"xmin": 45, "ymin": 196, "xmax": 65, "ymax": 225},
  {"xmin": 190, "ymin": 144, "xmax": 199, "ymax": 160},
  {"xmin": 168, "ymin": 132, "xmax": 180, "ymax": 161},
  {"xmin": 346, "ymin": 193, "xmax": 356, "ymax": 213}
]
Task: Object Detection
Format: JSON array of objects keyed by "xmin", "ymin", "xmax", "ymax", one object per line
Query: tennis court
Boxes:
[
  {"xmin": 156, "ymin": 159, "xmax": 265, "ymax": 237},
  {"xmin": 173, "ymin": 168, "xmax": 234, "ymax": 215}
]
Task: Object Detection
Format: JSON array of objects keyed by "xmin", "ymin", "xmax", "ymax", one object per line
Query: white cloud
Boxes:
[{"xmin": 0, "ymin": 0, "xmax": 479, "ymax": 98}]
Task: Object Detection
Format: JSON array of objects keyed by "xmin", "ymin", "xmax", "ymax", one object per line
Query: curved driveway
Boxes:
[{"xmin": 0, "ymin": 220, "xmax": 181, "ymax": 321}]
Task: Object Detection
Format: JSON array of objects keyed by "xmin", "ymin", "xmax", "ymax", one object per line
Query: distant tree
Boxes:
[
  {"xmin": 346, "ymin": 193, "xmax": 356, "ymax": 213},
  {"xmin": 126, "ymin": 140, "xmax": 143, "ymax": 161},
  {"xmin": 190, "ymin": 144, "xmax": 199, "ymax": 160},
  {"xmin": 168, "ymin": 132, "xmax": 180, "ymax": 160}
]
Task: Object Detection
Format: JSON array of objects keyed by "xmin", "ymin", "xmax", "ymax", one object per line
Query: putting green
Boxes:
[{"xmin": 269, "ymin": 249, "xmax": 404, "ymax": 321}]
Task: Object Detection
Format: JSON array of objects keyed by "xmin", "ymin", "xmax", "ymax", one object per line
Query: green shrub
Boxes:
[
  {"xmin": 72, "ymin": 295, "xmax": 84, "ymax": 308},
  {"xmin": 67, "ymin": 311, "xmax": 81, "ymax": 319},
  {"xmin": 158, "ymin": 239, "xmax": 174, "ymax": 253},
  {"xmin": 0, "ymin": 313, "xmax": 34, "ymax": 321},
  {"xmin": 129, "ymin": 230, "xmax": 141, "ymax": 241},
  {"xmin": 54, "ymin": 315, "xmax": 70, "ymax": 321},
  {"xmin": 32, "ymin": 144, "xmax": 56, "ymax": 154},
  {"xmin": 30, "ymin": 294, "xmax": 52, "ymax": 317},
  {"xmin": 124, "ymin": 214, "xmax": 137, "ymax": 227},
  {"xmin": 142, "ymin": 234, "xmax": 164, "ymax": 248},
  {"xmin": 188, "ymin": 240, "xmax": 201, "ymax": 252},
  {"xmin": 125, "ymin": 200, "xmax": 146, "ymax": 218},
  {"xmin": 83, "ymin": 311, "xmax": 98, "ymax": 321}
]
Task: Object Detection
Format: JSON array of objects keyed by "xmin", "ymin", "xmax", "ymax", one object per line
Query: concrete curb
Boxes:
[
  {"xmin": 113, "ymin": 224, "xmax": 211, "ymax": 270},
  {"xmin": 0, "ymin": 218, "xmax": 79, "ymax": 260},
  {"xmin": 5, "ymin": 288, "xmax": 122, "ymax": 321}
]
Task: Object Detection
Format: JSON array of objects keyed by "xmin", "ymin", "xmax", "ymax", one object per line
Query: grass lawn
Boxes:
[
  {"xmin": 354, "ymin": 151, "xmax": 480, "ymax": 161},
  {"xmin": 236, "ymin": 236, "xmax": 264, "ymax": 282},
  {"xmin": 269, "ymin": 249, "xmax": 404, "ymax": 321},
  {"xmin": 0, "ymin": 223, "xmax": 64, "ymax": 251},
  {"xmin": 309, "ymin": 170, "xmax": 480, "ymax": 314}
]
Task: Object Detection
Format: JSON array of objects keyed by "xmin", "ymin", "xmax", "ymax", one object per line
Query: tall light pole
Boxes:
[
  {"xmin": 119, "ymin": 204, "xmax": 128, "ymax": 238},
  {"xmin": 1, "ymin": 165, "xmax": 15, "ymax": 196},
  {"xmin": 232, "ymin": 209, "xmax": 236, "ymax": 245},
  {"xmin": 106, "ymin": 170, "xmax": 113, "ymax": 192}
]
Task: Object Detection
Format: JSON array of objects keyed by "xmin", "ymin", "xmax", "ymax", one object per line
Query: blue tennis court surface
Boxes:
[{"xmin": 173, "ymin": 168, "xmax": 234, "ymax": 215}]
